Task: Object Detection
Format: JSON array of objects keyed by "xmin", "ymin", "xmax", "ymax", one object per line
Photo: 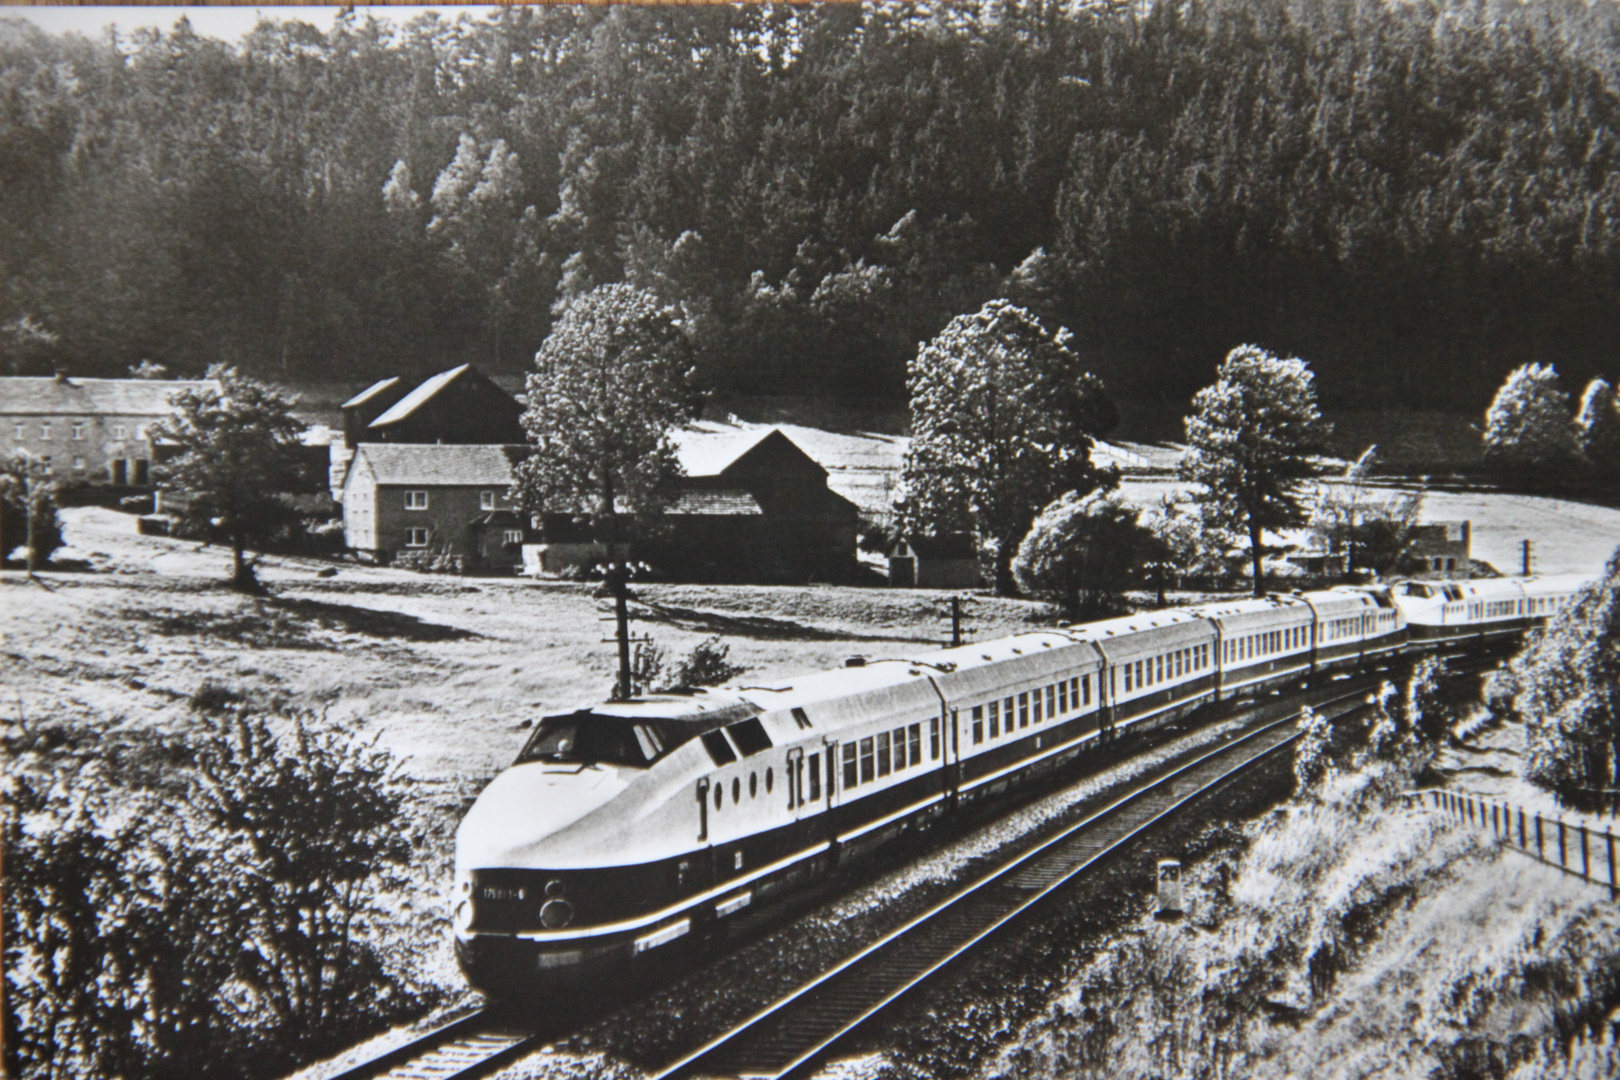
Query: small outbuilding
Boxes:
[
  {"xmin": 1409, "ymin": 521, "xmax": 1472, "ymax": 579},
  {"xmin": 888, "ymin": 534, "xmax": 984, "ymax": 589}
]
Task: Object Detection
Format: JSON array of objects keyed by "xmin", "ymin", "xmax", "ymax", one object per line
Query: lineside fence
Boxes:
[{"xmin": 1426, "ymin": 790, "xmax": 1618, "ymax": 899}]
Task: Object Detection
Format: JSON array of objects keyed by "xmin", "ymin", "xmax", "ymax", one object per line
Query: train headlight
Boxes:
[
  {"xmin": 540, "ymin": 899, "xmax": 573, "ymax": 928},
  {"xmin": 453, "ymin": 899, "xmax": 474, "ymax": 934}
]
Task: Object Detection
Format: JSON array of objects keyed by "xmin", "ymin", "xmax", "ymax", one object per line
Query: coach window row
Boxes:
[
  {"xmin": 969, "ymin": 675, "xmax": 1093, "ymax": 746},
  {"xmin": 840, "ymin": 719, "xmax": 939, "ymax": 789},
  {"xmin": 1122, "ymin": 644, "xmax": 1210, "ymax": 693},
  {"xmin": 1224, "ymin": 626, "xmax": 1309, "ymax": 664}
]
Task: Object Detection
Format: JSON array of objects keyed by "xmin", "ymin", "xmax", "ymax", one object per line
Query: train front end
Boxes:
[{"xmin": 452, "ymin": 695, "xmax": 751, "ymax": 996}]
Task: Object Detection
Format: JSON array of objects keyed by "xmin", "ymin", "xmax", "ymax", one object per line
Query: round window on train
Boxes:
[
  {"xmin": 750, "ymin": 772, "xmax": 758, "ymax": 798},
  {"xmin": 766, "ymin": 767, "xmax": 774, "ymax": 793},
  {"xmin": 715, "ymin": 785, "xmax": 723, "ymax": 810},
  {"xmin": 732, "ymin": 777, "xmax": 741, "ymax": 803}
]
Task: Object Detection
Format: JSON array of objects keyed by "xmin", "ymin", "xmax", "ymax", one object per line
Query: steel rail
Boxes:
[
  {"xmin": 653, "ymin": 690, "xmax": 1372, "ymax": 1080},
  {"xmin": 311, "ymin": 685, "xmax": 1371, "ymax": 1080},
  {"xmin": 319, "ymin": 1011, "xmax": 544, "ymax": 1080}
]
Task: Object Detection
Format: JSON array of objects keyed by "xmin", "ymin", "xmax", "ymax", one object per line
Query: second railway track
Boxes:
[
  {"xmin": 321, "ymin": 685, "xmax": 1374, "ymax": 1080},
  {"xmin": 654, "ymin": 690, "xmax": 1368, "ymax": 1080}
]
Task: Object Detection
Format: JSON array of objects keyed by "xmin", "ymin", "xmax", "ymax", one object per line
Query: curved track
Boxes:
[
  {"xmin": 652, "ymin": 692, "xmax": 1366, "ymax": 1080},
  {"xmin": 321, "ymin": 681, "xmax": 1369, "ymax": 1080}
]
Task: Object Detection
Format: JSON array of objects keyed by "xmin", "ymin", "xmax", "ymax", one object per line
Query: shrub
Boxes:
[
  {"xmin": 393, "ymin": 542, "xmax": 466, "ymax": 575},
  {"xmin": 1012, "ymin": 490, "xmax": 1154, "ymax": 618},
  {"xmin": 2, "ymin": 706, "xmax": 422, "ymax": 1080},
  {"xmin": 669, "ymin": 636, "xmax": 747, "ymax": 688}
]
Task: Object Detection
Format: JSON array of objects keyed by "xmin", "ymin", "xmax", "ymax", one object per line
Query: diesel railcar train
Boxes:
[{"xmin": 452, "ymin": 573, "xmax": 1591, "ymax": 993}]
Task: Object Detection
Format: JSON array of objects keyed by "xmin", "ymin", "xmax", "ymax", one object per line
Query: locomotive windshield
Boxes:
[{"xmin": 514, "ymin": 711, "xmax": 686, "ymax": 768}]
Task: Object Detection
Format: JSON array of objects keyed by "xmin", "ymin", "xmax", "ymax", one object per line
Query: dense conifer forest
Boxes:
[{"xmin": 4, "ymin": 0, "xmax": 1620, "ymax": 413}]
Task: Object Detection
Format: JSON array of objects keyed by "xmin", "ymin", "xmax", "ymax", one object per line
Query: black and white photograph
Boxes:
[{"xmin": 4, "ymin": 2, "xmax": 1620, "ymax": 1078}]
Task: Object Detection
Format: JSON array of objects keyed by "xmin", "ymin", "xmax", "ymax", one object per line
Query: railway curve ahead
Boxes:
[{"xmin": 653, "ymin": 690, "xmax": 1368, "ymax": 1080}]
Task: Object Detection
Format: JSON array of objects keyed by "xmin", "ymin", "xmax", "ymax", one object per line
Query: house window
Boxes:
[
  {"xmin": 404, "ymin": 490, "xmax": 428, "ymax": 510},
  {"xmin": 71, "ymin": 423, "xmax": 85, "ymax": 440},
  {"xmin": 503, "ymin": 529, "xmax": 523, "ymax": 545},
  {"xmin": 480, "ymin": 490, "xmax": 497, "ymax": 510},
  {"xmin": 405, "ymin": 527, "xmax": 430, "ymax": 547},
  {"xmin": 39, "ymin": 423, "xmax": 51, "ymax": 440},
  {"xmin": 10, "ymin": 423, "xmax": 21, "ymax": 440},
  {"xmin": 38, "ymin": 455, "xmax": 52, "ymax": 475},
  {"xmin": 113, "ymin": 424, "xmax": 126, "ymax": 439},
  {"xmin": 72, "ymin": 456, "xmax": 85, "ymax": 471}
]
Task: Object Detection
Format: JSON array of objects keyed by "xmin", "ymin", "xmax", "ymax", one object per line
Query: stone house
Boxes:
[
  {"xmin": 0, "ymin": 375, "xmax": 218, "ymax": 487},
  {"xmin": 341, "ymin": 443, "xmax": 529, "ymax": 570}
]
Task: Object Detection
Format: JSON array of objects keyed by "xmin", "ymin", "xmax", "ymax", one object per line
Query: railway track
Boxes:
[
  {"xmin": 320, "ymin": 685, "xmax": 1370, "ymax": 1080},
  {"xmin": 319, "ymin": 1012, "xmax": 543, "ymax": 1080},
  {"xmin": 653, "ymin": 693, "xmax": 1367, "ymax": 1080}
]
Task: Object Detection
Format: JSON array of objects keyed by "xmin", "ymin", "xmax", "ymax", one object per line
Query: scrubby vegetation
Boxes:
[
  {"xmin": 979, "ymin": 672, "xmax": 1620, "ymax": 1080},
  {"xmin": 1, "ymin": 697, "xmax": 448, "ymax": 1080},
  {"xmin": 1489, "ymin": 548, "xmax": 1620, "ymax": 811}
]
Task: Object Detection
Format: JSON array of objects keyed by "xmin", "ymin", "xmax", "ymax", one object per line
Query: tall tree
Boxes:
[
  {"xmin": 1180, "ymin": 345, "xmax": 1330, "ymax": 597},
  {"xmin": 1575, "ymin": 377, "xmax": 1620, "ymax": 480},
  {"xmin": 898, "ymin": 299, "xmax": 1117, "ymax": 595},
  {"xmin": 149, "ymin": 366, "xmax": 310, "ymax": 592},
  {"xmin": 515, "ymin": 283, "xmax": 697, "ymax": 698},
  {"xmin": 1482, "ymin": 363, "xmax": 1581, "ymax": 475}
]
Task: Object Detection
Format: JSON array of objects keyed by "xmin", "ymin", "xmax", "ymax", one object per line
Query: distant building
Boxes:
[
  {"xmin": 888, "ymin": 534, "xmax": 984, "ymax": 588},
  {"xmin": 0, "ymin": 375, "xmax": 218, "ymax": 487},
  {"xmin": 341, "ymin": 443, "xmax": 530, "ymax": 571},
  {"xmin": 1409, "ymin": 520, "xmax": 1472, "ymax": 579},
  {"xmin": 339, "ymin": 425, "xmax": 859, "ymax": 581},
  {"xmin": 329, "ymin": 365, "xmax": 524, "ymax": 496},
  {"xmin": 527, "ymin": 428, "xmax": 860, "ymax": 583},
  {"xmin": 651, "ymin": 428, "xmax": 860, "ymax": 583}
]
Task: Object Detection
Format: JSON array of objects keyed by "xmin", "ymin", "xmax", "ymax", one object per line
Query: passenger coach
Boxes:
[{"xmin": 453, "ymin": 575, "xmax": 1586, "ymax": 995}]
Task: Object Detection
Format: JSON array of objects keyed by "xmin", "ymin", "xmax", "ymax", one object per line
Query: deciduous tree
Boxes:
[
  {"xmin": 149, "ymin": 367, "xmax": 311, "ymax": 592},
  {"xmin": 1575, "ymin": 377, "xmax": 1620, "ymax": 480},
  {"xmin": 1482, "ymin": 363, "xmax": 1580, "ymax": 474},
  {"xmin": 1492, "ymin": 549, "xmax": 1620, "ymax": 811},
  {"xmin": 1180, "ymin": 345, "xmax": 1330, "ymax": 597},
  {"xmin": 898, "ymin": 300, "xmax": 1117, "ymax": 595},
  {"xmin": 1011, "ymin": 490, "xmax": 1153, "ymax": 618},
  {"xmin": 516, "ymin": 283, "xmax": 698, "ymax": 697}
]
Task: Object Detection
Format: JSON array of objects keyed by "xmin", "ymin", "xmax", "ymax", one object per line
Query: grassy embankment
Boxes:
[{"xmin": 976, "ymin": 761, "xmax": 1620, "ymax": 1080}]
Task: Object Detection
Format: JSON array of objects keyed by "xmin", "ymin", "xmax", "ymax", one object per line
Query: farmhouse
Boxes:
[
  {"xmin": 0, "ymin": 375, "xmax": 218, "ymax": 487},
  {"xmin": 341, "ymin": 443, "xmax": 529, "ymax": 570}
]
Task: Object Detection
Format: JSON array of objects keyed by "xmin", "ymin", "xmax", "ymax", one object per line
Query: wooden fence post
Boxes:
[
  {"xmin": 1559, "ymin": 819, "xmax": 1568, "ymax": 868},
  {"xmin": 1606, "ymin": 830, "xmax": 1616, "ymax": 900},
  {"xmin": 1519, "ymin": 807, "xmax": 1527, "ymax": 849},
  {"xmin": 1537, "ymin": 814, "xmax": 1544, "ymax": 860},
  {"xmin": 1580, "ymin": 823, "xmax": 1591, "ymax": 882}
]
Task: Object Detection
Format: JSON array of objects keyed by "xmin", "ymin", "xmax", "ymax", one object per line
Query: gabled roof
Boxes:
[
  {"xmin": 0, "ymin": 377, "xmax": 219, "ymax": 416},
  {"xmin": 369, "ymin": 365, "xmax": 470, "ymax": 428},
  {"xmin": 670, "ymin": 426, "xmax": 827, "ymax": 479},
  {"xmin": 342, "ymin": 377, "xmax": 402, "ymax": 409},
  {"xmin": 350, "ymin": 443, "xmax": 522, "ymax": 486}
]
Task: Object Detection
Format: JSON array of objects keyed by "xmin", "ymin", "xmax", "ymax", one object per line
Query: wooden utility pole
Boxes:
[{"xmin": 1522, "ymin": 539, "xmax": 1533, "ymax": 576}]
